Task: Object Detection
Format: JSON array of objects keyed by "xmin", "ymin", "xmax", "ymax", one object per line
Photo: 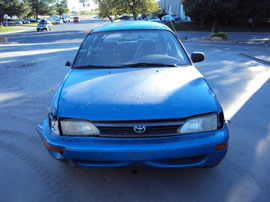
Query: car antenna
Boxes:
[{"xmin": 168, "ymin": 5, "xmax": 180, "ymax": 40}]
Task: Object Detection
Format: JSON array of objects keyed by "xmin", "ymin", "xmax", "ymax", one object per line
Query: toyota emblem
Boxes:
[{"xmin": 133, "ymin": 125, "xmax": 146, "ymax": 134}]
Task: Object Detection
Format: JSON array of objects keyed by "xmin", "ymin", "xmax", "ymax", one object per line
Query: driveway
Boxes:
[{"xmin": 0, "ymin": 19, "xmax": 270, "ymax": 202}]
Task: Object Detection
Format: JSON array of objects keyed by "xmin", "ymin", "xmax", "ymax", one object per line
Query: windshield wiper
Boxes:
[
  {"xmin": 120, "ymin": 63, "xmax": 177, "ymax": 67},
  {"xmin": 72, "ymin": 65, "xmax": 120, "ymax": 69}
]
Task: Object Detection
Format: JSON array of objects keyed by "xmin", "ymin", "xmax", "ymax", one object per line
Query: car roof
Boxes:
[{"xmin": 92, "ymin": 21, "xmax": 171, "ymax": 33}]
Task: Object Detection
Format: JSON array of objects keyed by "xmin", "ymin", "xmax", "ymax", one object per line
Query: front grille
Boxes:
[{"xmin": 93, "ymin": 119, "xmax": 184, "ymax": 138}]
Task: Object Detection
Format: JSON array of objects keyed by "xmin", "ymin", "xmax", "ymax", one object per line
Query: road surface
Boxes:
[{"xmin": 0, "ymin": 19, "xmax": 270, "ymax": 202}]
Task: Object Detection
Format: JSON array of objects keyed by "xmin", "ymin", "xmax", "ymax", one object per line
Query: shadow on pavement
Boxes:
[{"xmin": 2, "ymin": 30, "xmax": 87, "ymax": 44}]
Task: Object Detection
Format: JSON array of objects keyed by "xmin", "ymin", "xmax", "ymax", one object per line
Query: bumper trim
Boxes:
[{"xmin": 37, "ymin": 119, "xmax": 229, "ymax": 168}]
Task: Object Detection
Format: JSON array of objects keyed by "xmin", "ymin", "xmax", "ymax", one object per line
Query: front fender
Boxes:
[{"xmin": 50, "ymin": 69, "xmax": 73, "ymax": 117}]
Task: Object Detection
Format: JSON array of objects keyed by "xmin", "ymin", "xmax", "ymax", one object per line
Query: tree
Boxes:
[
  {"xmin": 183, "ymin": 0, "xmax": 239, "ymax": 32},
  {"xmin": 56, "ymin": 0, "xmax": 68, "ymax": 17},
  {"xmin": 28, "ymin": 0, "xmax": 56, "ymax": 20},
  {"xmin": 20, "ymin": 0, "xmax": 32, "ymax": 18},
  {"xmin": 93, "ymin": 0, "xmax": 160, "ymax": 22},
  {"xmin": 236, "ymin": 0, "xmax": 270, "ymax": 24},
  {"xmin": 124, "ymin": 0, "xmax": 160, "ymax": 20},
  {"xmin": 0, "ymin": 0, "xmax": 30, "ymax": 26},
  {"xmin": 93, "ymin": 0, "xmax": 124, "ymax": 22},
  {"xmin": 183, "ymin": 0, "xmax": 270, "ymax": 32},
  {"xmin": 79, "ymin": 0, "xmax": 90, "ymax": 8}
]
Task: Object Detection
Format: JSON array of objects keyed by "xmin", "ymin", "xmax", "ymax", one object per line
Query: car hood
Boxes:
[{"xmin": 57, "ymin": 67, "xmax": 219, "ymax": 121}]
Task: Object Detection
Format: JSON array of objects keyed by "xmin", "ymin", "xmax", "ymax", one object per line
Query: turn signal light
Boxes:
[
  {"xmin": 216, "ymin": 141, "xmax": 228, "ymax": 151},
  {"xmin": 43, "ymin": 139, "xmax": 64, "ymax": 153}
]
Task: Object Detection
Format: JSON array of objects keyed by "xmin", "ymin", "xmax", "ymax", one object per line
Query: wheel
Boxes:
[
  {"xmin": 37, "ymin": 29, "xmax": 40, "ymax": 32},
  {"xmin": 46, "ymin": 28, "xmax": 48, "ymax": 31}
]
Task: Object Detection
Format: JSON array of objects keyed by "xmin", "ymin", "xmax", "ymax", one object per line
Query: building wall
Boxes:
[{"xmin": 158, "ymin": 0, "xmax": 190, "ymax": 21}]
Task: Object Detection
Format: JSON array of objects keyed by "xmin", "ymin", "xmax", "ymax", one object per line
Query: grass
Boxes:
[
  {"xmin": 10, "ymin": 23, "xmax": 38, "ymax": 27},
  {"xmin": 166, "ymin": 22, "xmax": 270, "ymax": 32},
  {"xmin": 1, "ymin": 23, "xmax": 38, "ymax": 28},
  {"xmin": 0, "ymin": 26, "xmax": 17, "ymax": 32},
  {"xmin": 20, "ymin": 23, "xmax": 38, "ymax": 27}
]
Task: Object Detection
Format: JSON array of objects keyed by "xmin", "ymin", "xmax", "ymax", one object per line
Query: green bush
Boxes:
[{"xmin": 210, "ymin": 32, "xmax": 228, "ymax": 40}]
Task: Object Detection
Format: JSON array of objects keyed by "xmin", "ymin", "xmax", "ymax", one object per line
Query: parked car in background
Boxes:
[
  {"xmin": 37, "ymin": 20, "xmax": 52, "ymax": 31},
  {"xmin": 28, "ymin": 18, "xmax": 37, "ymax": 23},
  {"xmin": 15, "ymin": 19, "xmax": 23, "ymax": 24},
  {"xmin": 161, "ymin": 15, "xmax": 175, "ymax": 23},
  {"xmin": 65, "ymin": 16, "xmax": 71, "ymax": 22},
  {"xmin": 37, "ymin": 18, "xmax": 43, "ymax": 22},
  {"xmin": 62, "ymin": 16, "xmax": 70, "ymax": 23},
  {"xmin": 119, "ymin": 15, "xmax": 131, "ymax": 20},
  {"xmin": 37, "ymin": 21, "xmax": 229, "ymax": 168},
  {"xmin": 3, "ymin": 19, "xmax": 17, "ymax": 25},
  {"xmin": 171, "ymin": 15, "xmax": 181, "ymax": 21},
  {"xmin": 55, "ymin": 18, "xmax": 63, "ymax": 24},
  {"xmin": 61, "ymin": 17, "xmax": 67, "ymax": 23},
  {"xmin": 4, "ymin": 19, "xmax": 23, "ymax": 25},
  {"xmin": 147, "ymin": 15, "xmax": 161, "ymax": 23},
  {"xmin": 23, "ymin": 19, "xmax": 31, "ymax": 24},
  {"xmin": 73, "ymin": 16, "xmax": 80, "ymax": 23}
]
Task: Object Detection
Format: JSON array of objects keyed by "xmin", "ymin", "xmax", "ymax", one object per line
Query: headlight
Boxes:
[
  {"xmin": 60, "ymin": 119, "xmax": 100, "ymax": 136},
  {"xmin": 179, "ymin": 113, "xmax": 217, "ymax": 134}
]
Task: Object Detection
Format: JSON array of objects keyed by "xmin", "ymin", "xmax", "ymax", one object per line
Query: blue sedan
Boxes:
[{"xmin": 37, "ymin": 21, "xmax": 229, "ymax": 168}]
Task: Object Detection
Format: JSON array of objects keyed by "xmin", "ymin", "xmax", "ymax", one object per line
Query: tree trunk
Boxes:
[
  {"xmin": 0, "ymin": 13, "xmax": 3, "ymax": 27},
  {"xmin": 131, "ymin": 0, "xmax": 137, "ymax": 20},
  {"xmin": 200, "ymin": 17, "xmax": 205, "ymax": 28},
  {"xmin": 107, "ymin": 15, "xmax": 113, "ymax": 22},
  {"xmin": 212, "ymin": 19, "xmax": 218, "ymax": 33}
]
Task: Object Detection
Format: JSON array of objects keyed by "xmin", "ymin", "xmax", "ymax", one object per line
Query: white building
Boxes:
[{"xmin": 157, "ymin": 0, "xmax": 190, "ymax": 21}]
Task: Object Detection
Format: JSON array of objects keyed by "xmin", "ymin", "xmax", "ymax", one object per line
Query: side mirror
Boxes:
[
  {"xmin": 65, "ymin": 61, "xmax": 71, "ymax": 66},
  {"xmin": 191, "ymin": 52, "xmax": 204, "ymax": 63}
]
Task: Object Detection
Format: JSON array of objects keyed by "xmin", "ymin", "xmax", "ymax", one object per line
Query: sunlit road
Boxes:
[{"xmin": 0, "ymin": 19, "xmax": 270, "ymax": 202}]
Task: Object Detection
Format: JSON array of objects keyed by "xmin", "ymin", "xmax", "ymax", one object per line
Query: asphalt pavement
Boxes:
[{"xmin": 0, "ymin": 19, "xmax": 270, "ymax": 202}]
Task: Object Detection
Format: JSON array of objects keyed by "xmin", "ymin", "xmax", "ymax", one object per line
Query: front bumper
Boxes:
[{"xmin": 37, "ymin": 118, "xmax": 229, "ymax": 168}]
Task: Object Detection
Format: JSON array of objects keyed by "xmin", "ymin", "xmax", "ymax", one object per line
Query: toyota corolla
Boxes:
[{"xmin": 37, "ymin": 21, "xmax": 229, "ymax": 168}]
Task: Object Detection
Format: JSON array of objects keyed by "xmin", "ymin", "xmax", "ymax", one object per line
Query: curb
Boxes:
[
  {"xmin": 0, "ymin": 42, "xmax": 18, "ymax": 44},
  {"xmin": 237, "ymin": 39, "xmax": 270, "ymax": 45},
  {"xmin": 177, "ymin": 31, "xmax": 270, "ymax": 34},
  {"xmin": 181, "ymin": 38, "xmax": 235, "ymax": 44},
  {"xmin": 240, "ymin": 53, "xmax": 270, "ymax": 66},
  {"xmin": 181, "ymin": 38, "xmax": 270, "ymax": 45}
]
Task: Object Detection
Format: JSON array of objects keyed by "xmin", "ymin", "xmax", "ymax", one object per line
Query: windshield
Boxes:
[
  {"xmin": 39, "ymin": 20, "xmax": 48, "ymax": 24},
  {"xmin": 73, "ymin": 30, "xmax": 190, "ymax": 68}
]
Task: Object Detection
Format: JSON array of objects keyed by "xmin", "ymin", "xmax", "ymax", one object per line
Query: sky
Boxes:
[{"xmin": 68, "ymin": 0, "xmax": 97, "ymax": 11}]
